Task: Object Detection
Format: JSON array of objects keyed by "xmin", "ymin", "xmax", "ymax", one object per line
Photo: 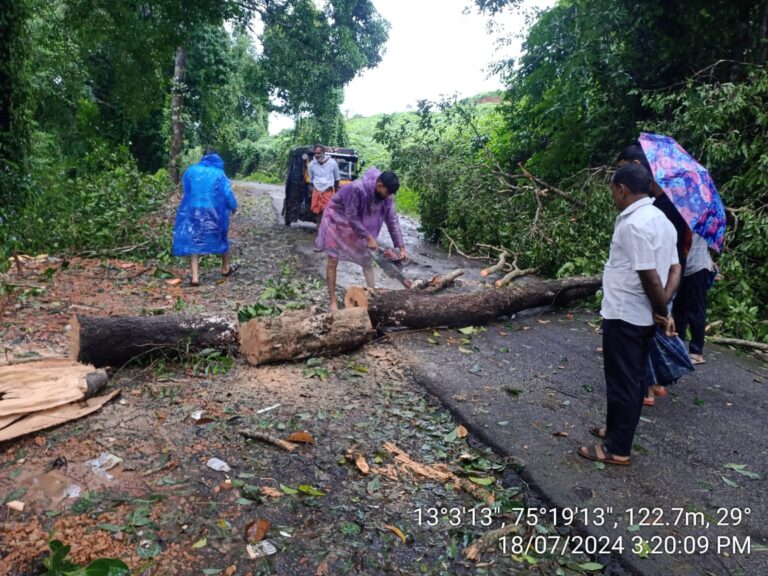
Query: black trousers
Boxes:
[
  {"xmin": 673, "ymin": 269, "xmax": 710, "ymax": 355},
  {"xmin": 602, "ymin": 319, "xmax": 655, "ymax": 457}
]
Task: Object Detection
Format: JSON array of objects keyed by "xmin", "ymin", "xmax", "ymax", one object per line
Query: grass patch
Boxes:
[
  {"xmin": 395, "ymin": 184, "xmax": 419, "ymax": 217},
  {"xmin": 240, "ymin": 171, "xmax": 283, "ymax": 184}
]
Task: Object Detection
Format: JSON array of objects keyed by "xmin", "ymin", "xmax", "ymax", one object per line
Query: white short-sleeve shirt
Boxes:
[
  {"xmin": 308, "ymin": 157, "xmax": 340, "ymax": 192},
  {"xmin": 601, "ymin": 197, "xmax": 679, "ymax": 326},
  {"xmin": 684, "ymin": 233, "xmax": 713, "ymax": 276}
]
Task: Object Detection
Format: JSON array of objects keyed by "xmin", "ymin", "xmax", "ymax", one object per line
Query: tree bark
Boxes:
[
  {"xmin": 71, "ymin": 314, "xmax": 238, "ymax": 368},
  {"xmin": 239, "ymin": 308, "xmax": 374, "ymax": 366},
  {"xmin": 345, "ymin": 276, "xmax": 602, "ymax": 329},
  {"xmin": 168, "ymin": 46, "xmax": 188, "ymax": 187}
]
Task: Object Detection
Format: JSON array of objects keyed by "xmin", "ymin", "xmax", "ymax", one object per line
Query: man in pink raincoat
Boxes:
[{"xmin": 315, "ymin": 168, "xmax": 408, "ymax": 310}]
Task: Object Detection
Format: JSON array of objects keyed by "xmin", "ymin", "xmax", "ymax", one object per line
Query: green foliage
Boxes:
[
  {"xmin": 261, "ymin": 0, "xmax": 389, "ymax": 143},
  {"xmin": 237, "ymin": 270, "xmax": 315, "ymax": 322},
  {"xmin": 641, "ymin": 65, "xmax": 768, "ymax": 340},
  {"xmin": 374, "ymin": 96, "xmax": 614, "ymax": 276},
  {"xmin": 2, "ymin": 144, "xmax": 172, "ymax": 263},
  {"xmin": 394, "ymin": 185, "xmax": 419, "ymax": 218},
  {"xmin": 0, "ymin": 0, "xmax": 32, "ymax": 215},
  {"xmin": 42, "ymin": 539, "xmax": 129, "ymax": 576}
]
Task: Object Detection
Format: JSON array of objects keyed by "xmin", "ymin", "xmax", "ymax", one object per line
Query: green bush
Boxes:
[
  {"xmin": 642, "ymin": 64, "xmax": 768, "ymax": 341},
  {"xmin": 2, "ymin": 144, "xmax": 172, "ymax": 265}
]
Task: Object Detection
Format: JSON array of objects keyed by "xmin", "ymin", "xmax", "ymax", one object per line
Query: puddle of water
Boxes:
[{"xmin": 19, "ymin": 469, "xmax": 82, "ymax": 504}]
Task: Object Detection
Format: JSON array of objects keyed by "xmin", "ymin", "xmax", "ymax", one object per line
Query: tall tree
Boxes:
[{"xmin": 0, "ymin": 0, "xmax": 31, "ymax": 208}]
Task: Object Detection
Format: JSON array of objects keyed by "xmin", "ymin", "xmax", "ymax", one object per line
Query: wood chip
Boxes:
[
  {"xmin": 355, "ymin": 454, "xmax": 370, "ymax": 475},
  {"xmin": 6, "ymin": 501, "xmax": 24, "ymax": 512},
  {"xmin": 456, "ymin": 425, "xmax": 469, "ymax": 438},
  {"xmin": 260, "ymin": 486, "xmax": 283, "ymax": 499}
]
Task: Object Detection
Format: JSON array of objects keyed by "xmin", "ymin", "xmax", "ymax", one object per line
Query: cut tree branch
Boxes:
[{"xmin": 518, "ymin": 164, "xmax": 587, "ymax": 209}]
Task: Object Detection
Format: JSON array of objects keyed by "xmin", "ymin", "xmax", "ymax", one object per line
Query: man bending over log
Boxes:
[{"xmin": 315, "ymin": 168, "xmax": 408, "ymax": 310}]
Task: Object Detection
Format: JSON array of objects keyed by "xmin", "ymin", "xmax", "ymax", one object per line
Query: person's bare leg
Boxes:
[
  {"xmin": 221, "ymin": 252, "xmax": 229, "ymax": 274},
  {"xmin": 191, "ymin": 254, "xmax": 200, "ymax": 284},
  {"xmin": 327, "ymin": 257, "xmax": 339, "ymax": 310},
  {"xmin": 362, "ymin": 264, "xmax": 375, "ymax": 289}
]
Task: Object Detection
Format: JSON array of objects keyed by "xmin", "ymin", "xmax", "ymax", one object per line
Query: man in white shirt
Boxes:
[
  {"xmin": 308, "ymin": 144, "xmax": 340, "ymax": 217},
  {"xmin": 579, "ymin": 163, "xmax": 681, "ymax": 466},
  {"xmin": 673, "ymin": 234, "xmax": 715, "ymax": 364}
]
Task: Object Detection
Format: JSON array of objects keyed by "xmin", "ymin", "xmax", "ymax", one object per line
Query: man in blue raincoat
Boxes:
[{"xmin": 172, "ymin": 148, "xmax": 238, "ymax": 286}]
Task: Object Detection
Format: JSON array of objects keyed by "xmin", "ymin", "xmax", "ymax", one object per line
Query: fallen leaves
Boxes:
[
  {"xmin": 384, "ymin": 524, "xmax": 407, "ymax": 544},
  {"xmin": 245, "ymin": 519, "xmax": 270, "ymax": 543},
  {"xmin": 287, "ymin": 431, "xmax": 315, "ymax": 444}
]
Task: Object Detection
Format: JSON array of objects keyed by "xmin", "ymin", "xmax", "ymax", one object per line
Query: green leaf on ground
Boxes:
[
  {"xmin": 724, "ymin": 464, "xmax": 761, "ymax": 479},
  {"xmin": 578, "ymin": 562, "xmax": 604, "ymax": 571},
  {"xmin": 96, "ymin": 523, "xmax": 125, "ymax": 533},
  {"xmin": 298, "ymin": 484, "xmax": 325, "ymax": 497},
  {"xmin": 504, "ymin": 387, "xmax": 522, "ymax": 397},
  {"xmin": 458, "ymin": 327, "xmax": 476, "ymax": 335},
  {"xmin": 721, "ymin": 476, "xmax": 741, "ymax": 488},
  {"xmin": 192, "ymin": 538, "xmax": 207, "ymax": 548},
  {"xmin": 280, "ymin": 484, "xmax": 298, "ymax": 495},
  {"xmin": 458, "ymin": 347, "xmax": 474, "ymax": 354},
  {"xmin": 367, "ymin": 476, "xmax": 381, "ymax": 494},
  {"xmin": 340, "ymin": 521, "xmax": 362, "ymax": 536},
  {"xmin": 469, "ymin": 476, "xmax": 494, "ymax": 486}
]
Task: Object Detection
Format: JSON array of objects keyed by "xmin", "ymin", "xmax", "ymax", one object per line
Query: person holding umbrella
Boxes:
[
  {"xmin": 638, "ymin": 133, "xmax": 727, "ymax": 364},
  {"xmin": 673, "ymin": 234, "xmax": 716, "ymax": 364}
]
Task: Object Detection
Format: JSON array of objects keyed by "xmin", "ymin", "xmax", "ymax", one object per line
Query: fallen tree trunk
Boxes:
[
  {"xmin": 72, "ymin": 314, "xmax": 239, "ymax": 368},
  {"xmin": 239, "ymin": 308, "xmax": 374, "ymax": 366},
  {"xmin": 345, "ymin": 276, "xmax": 601, "ymax": 329}
]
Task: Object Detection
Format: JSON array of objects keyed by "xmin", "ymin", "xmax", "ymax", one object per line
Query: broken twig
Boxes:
[{"xmin": 239, "ymin": 429, "xmax": 297, "ymax": 452}]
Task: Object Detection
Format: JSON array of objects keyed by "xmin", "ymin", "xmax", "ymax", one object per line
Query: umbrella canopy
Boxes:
[{"xmin": 639, "ymin": 133, "xmax": 726, "ymax": 252}]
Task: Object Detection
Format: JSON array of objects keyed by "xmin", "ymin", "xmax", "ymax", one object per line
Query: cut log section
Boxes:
[
  {"xmin": 72, "ymin": 314, "xmax": 239, "ymax": 368},
  {"xmin": 345, "ymin": 276, "xmax": 601, "ymax": 329},
  {"xmin": 240, "ymin": 308, "xmax": 374, "ymax": 366},
  {"xmin": 0, "ymin": 359, "xmax": 108, "ymax": 417},
  {"xmin": 0, "ymin": 390, "xmax": 120, "ymax": 443}
]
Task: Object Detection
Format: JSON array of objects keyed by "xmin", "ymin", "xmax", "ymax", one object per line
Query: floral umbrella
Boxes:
[{"xmin": 639, "ymin": 132, "xmax": 726, "ymax": 252}]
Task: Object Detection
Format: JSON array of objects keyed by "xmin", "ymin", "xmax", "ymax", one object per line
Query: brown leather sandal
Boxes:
[{"xmin": 578, "ymin": 444, "xmax": 630, "ymax": 466}]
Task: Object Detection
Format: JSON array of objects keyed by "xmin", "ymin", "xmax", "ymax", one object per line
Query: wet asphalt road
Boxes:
[{"xmin": 395, "ymin": 315, "xmax": 768, "ymax": 576}]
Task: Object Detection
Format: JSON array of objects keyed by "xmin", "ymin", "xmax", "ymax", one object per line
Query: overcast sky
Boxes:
[{"xmin": 268, "ymin": 0, "xmax": 556, "ymax": 133}]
